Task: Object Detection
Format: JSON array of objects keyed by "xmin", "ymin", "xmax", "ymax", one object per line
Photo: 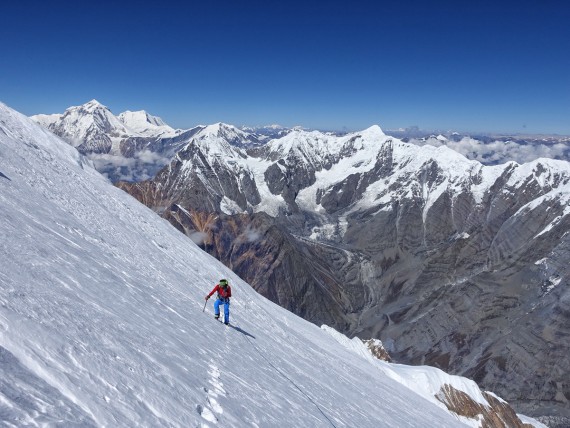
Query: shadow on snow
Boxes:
[{"xmin": 228, "ymin": 324, "xmax": 256, "ymax": 339}]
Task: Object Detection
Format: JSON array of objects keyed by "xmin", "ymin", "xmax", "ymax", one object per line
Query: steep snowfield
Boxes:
[{"xmin": 0, "ymin": 102, "xmax": 471, "ymax": 426}]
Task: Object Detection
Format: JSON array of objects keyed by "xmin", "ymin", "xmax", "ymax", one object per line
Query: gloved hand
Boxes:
[{"xmin": 205, "ymin": 296, "xmax": 209, "ymax": 301}]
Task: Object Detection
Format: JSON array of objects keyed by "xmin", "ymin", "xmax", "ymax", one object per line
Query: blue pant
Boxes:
[{"xmin": 214, "ymin": 298, "xmax": 230, "ymax": 324}]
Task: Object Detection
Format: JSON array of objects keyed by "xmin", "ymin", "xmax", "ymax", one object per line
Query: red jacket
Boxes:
[{"xmin": 207, "ymin": 284, "xmax": 232, "ymax": 300}]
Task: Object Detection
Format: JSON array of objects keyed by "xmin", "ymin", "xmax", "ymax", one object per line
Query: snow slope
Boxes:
[{"xmin": 0, "ymin": 101, "xmax": 546, "ymax": 427}]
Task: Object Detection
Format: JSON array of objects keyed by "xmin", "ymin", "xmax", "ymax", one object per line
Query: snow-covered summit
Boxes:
[
  {"xmin": 119, "ymin": 109, "xmax": 167, "ymax": 128},
  {"xmin": 118, "ymin": 110, "xmax": 179, "ymax": 138},
  {"xmin": 361, "ymin": 124, "xmax": 385, "ymax": 136},
  {"xmin": 181, "ymin": 122, "xmax": 252, "ymax": 158},
  {"xmin": 32, "ymin": 99, "xmax": 133, "ymax": 153},
  {"xmin": 265, "ymin": 128, "xmax": 336, "ymax": 160},
  {"xmin": 201, "ymin": 122, "xmax": 241, "ymax": 136},
  {"xmin": 197, "ymin": 122, "xmax": 262, "ymax": 149},
  {"xmin": 81, "ymin": 98, "xmax": 106, "ymax": 111},
  {"xmin": 265, "ymin": 124, "xmax": 384, "ymax": 160},
  {"xmin": 56, "ymin": 99, "xmax": 129, "ymax": 136}
]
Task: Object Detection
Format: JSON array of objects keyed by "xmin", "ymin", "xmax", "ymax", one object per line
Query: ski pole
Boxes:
[{"xmin": 203, "ymin": 299, "xmax": 208, "ymax": 312}]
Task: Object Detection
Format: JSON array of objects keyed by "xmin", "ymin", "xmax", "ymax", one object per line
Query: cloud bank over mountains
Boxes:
[{"xmin": 408, "ymin": 135, "xmax": 570, "ymax": 166}]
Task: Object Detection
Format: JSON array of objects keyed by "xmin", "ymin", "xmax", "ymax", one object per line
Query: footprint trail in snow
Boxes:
[{"xmin": 197, "ymin": 362, "xmax": 226, "ymax": 426}]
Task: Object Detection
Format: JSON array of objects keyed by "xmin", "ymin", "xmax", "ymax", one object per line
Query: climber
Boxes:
[{"xmin": 205, "ymin": 279, "xmax": 232, "ymax": 325}]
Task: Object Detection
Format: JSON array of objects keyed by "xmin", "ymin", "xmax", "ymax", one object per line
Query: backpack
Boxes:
[{"xmin": 218, "ymin": 284, "xmax": 230, "ymax": 300}]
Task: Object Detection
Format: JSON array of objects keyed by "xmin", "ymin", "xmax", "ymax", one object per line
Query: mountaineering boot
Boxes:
[{"xmin": 215, "ymin": 314, "xmax": 220, "ymax": 320}]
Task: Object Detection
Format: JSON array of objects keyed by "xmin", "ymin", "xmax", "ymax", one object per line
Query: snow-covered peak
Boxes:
[
  {"xmin": 200, "ymin": 122, "xmax": 255, "ymax": 140},
  {"xmin": 48, "ymin": 99, "xmax": 134, "ymax": 148},
  {"xmin": 201, "ymin": 122, "xmax": 238, "ymax": 135},
  {"xmin": 31, "ymin": 100, "xmax": 189, "ymax": 146},
  {"xmin": 178, "ymin": 122, "xmax": 250, "ymax": 162},
  {"xmin": 266, "ymin": 123, "xmax": 284, "ymax": 129},
  {"xmin": 267, "ymin": 128, "xmax": 332, "ymax": 155},
  {"xmin": 118, "ymin": 110, "xmax": 178, "ymax": 137},
  {"xmin": 66, "ymin": 99, "xmax": 118, "ymax": 122},
  {"xmin": 264, "ymin": 125, "xmax": 391, "ymax": 173},
  {"xmin": 190, "ymin": 122, "xmax": 260, "ymax": 150},
  {"xmin": 361, "ymin": 124, "xmax": 385, "ymax": 136},
  {"xmin": 506, "ymin": 157, "xmax": 570, "ymax": 189},
  {"xmin": 82, "ymin": 98, "xmax": 106, "ymax": 111},
  {"xmin": 119, "ymin": 110, "xmax": 166, "ymax": 127},
  {"xmin": 267, "ymin": 124, "xmax": 388, "ymax": 158}
]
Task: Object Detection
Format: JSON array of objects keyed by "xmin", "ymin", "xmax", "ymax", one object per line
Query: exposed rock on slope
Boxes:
[{"xmin": 436, "ymin": 384, "xmax": 534, "ymax": 428}]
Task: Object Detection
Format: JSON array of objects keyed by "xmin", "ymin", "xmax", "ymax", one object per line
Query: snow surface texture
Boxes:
[{"xmin": 0, "ymin": 102, "xmax": 478, "ymax": 426}]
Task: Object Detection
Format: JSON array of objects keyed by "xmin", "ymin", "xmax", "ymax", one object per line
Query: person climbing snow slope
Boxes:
[{"xmin": 205, "ymin": 279, "xmax": 232, "ymax": 325}]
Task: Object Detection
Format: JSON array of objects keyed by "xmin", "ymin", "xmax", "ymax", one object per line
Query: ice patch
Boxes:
[{"xmin": 219, "ymin": 196, "xmax": 245, "ymax": 215}]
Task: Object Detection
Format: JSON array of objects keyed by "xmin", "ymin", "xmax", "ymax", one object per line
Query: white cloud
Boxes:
[
  {"xmin": 244, "ymin": 227, "xmax": 262, "ymax": 242},
  {"xmin": 189, "ymin": 231, "xmax": 208, "ymax": 245},
  {"xmin": 86, "ymin": 150, "xmax": 172, "ymax": 182},
  {"xmin": 410, "ymin": 137, "xmax": 570, "ymax": 165}
]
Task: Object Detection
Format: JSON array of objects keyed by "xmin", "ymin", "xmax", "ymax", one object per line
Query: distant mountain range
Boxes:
[
  {"xmin": 32, "ymin": 100, "xmax": 203, "ymax": 181},
  {"xmin": 32, "ymin": 100, "xmax": 570, "ymax": 184},
  {"xmin": 31, "ymin": 101, "xmax": 570, "ymax": 424}
]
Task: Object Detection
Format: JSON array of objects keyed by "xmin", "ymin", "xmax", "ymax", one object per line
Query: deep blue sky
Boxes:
[{"xmin": 1, "ymin": 0, "xmax": 569, "ymax": 134}]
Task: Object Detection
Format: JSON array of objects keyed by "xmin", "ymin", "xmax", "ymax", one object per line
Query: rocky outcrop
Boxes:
[
  {"xmin": 362, "ymin": 339, "xmax": 392, "ymax": 362},
  {"xmin": 436, "ymin": 384, "xmax": 534, "ymax": 428}
]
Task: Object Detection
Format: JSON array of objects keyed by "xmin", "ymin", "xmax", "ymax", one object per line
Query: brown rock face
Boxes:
[
  {"xmin": 362, "ymin": 339, "xmax": 392, "ymax": 362},
  {"xmin": 436, "ymin": 384, "xmax": 534, "ymax": 428}
]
